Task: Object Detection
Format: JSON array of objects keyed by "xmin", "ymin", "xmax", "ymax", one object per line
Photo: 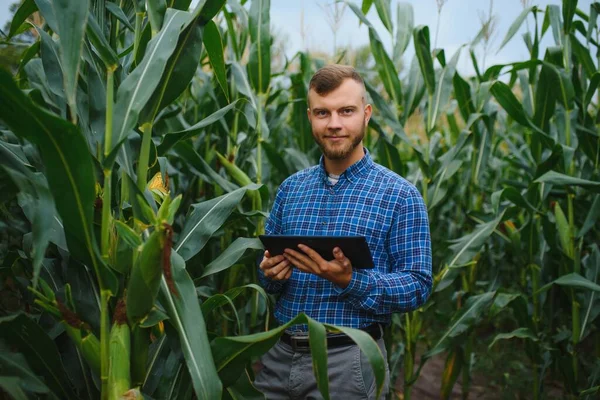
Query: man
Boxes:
[{"xmin": 255, "ymin": 65, "xmax": 432, "ymax": 399}]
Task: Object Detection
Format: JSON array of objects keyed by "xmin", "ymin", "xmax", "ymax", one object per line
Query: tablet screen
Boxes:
[{"xmin": 258, "ymin": 235, "xmax": 374, "ymax": 269}]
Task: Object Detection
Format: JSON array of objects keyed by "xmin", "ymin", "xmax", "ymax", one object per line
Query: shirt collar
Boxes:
[{"xmin": 318, "ymin": 147, "xmax": 373, "ymax": 184}]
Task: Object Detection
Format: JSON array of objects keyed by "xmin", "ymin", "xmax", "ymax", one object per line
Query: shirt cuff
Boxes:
[{"xmin": 334, "ymin": 269, "xmax": 371, "ymax": 298}]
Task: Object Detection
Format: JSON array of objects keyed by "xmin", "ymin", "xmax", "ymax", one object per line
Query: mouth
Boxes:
[{"xmin": 324, "ymin": 136, "xmax": 348, "ymax": 142}]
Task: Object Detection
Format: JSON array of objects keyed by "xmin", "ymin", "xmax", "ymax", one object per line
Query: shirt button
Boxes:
[{"xmin": 322, "ymin": 221, "xmax": 327, "ymax": 225}]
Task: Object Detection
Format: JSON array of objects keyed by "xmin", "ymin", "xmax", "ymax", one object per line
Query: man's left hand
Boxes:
[{"xmin": 283, "ymin": 244, "xmax": 353, "ymax": 288}]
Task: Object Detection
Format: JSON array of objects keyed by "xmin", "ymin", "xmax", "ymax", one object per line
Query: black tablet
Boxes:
[{"xmin": 258, "ymin": 235, "xmax": 375, "ymax": 269}]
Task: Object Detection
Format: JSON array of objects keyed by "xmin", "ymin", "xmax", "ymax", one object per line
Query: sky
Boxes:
[{"xmin": 1, "ymin": 0, "xmax": 597, "ymax": 77}]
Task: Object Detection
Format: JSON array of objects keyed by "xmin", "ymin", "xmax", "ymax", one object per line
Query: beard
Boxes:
[{"xmin": 312, "ymin": 123, "xmax": 365, "ymax": 160}]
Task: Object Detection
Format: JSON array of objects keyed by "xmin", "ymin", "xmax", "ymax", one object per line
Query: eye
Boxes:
[
  {"xmin": 340, "ymin": 108, "xmax": 354, "ymax": 115},
  {"xmin": 315, "ymin": 110, "xmax": 328, "ymax": 117}
]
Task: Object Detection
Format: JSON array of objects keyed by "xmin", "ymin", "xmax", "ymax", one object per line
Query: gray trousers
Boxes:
[{"xmin": 254, "ymin": 337, "xmax": 390, "ymax": 399}]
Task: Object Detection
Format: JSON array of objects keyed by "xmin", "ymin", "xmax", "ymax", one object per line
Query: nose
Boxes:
[{"xmin": 327, "ymin": 112, "xmax": 342, "ymax": 130}]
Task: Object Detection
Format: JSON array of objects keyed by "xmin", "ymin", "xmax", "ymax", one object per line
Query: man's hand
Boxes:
[
  {"xmin": 283, "ymin": 244, "xmax": 353, "ymax": 288},
  {"xmin": 259, "ymin": 250, "xmax": 292, "ymax": 281}
]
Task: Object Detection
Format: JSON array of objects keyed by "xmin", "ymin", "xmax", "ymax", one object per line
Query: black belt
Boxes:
[{"xmin": 280, "ymin": 324, "xmax": 382, "ymax": 353}]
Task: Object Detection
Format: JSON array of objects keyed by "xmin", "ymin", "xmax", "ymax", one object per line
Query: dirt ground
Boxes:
[{"xmin": 394, "ymin": 352, "xmax": 487, "ymax": 399}]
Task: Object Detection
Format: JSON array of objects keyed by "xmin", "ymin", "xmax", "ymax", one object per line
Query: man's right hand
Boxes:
[{"xmin": 259, "ymin": 250, "xmax": 292, "ymax": 281}]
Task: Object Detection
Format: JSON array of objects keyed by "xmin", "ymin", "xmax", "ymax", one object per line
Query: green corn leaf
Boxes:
[
  {"xmin": 537, "ymin": 273, "xmax": 600, "ymax": 294},
  {"xmin": 571, "ymin": 34, "xmax": 597, "ymax": 77},
  {"xmin": 51, "ymin": 0, "xmax": 89, "ymax": 122},
  {"xmin": 200, "ymin": 237, "xmax": 264, "ymax": 278},
  {"xmin": 204, "ymin": 19, "xmax": 229, "ymax": 101},
  {"xmin": 231, "ymin": 61, "xmax": 258, "ymax": 110},
  {"xmin": 533, "ymin": 63, "xmax": 557, "ymax": 132},
  {"xmin": 546, "ymin": 5, "xmax": 562, "ymax": 46},
  {"xmin": 111, "ymin": 9, "xmax": 192, "ymax": 154},
  {"xmin": 403, "ymin": 57, "xmax": 426, "ymax": 121},
  {"xmin": 8, "ymin": 0, "xmax": 38, "ymax": 39},
  {"xmin": 0, "ymin": 69, "xmax": 117, "ymax": 293},
  {"xmin": 428, "ymin": 46, "xmax": 461, "ymax": 132},
  {"xmin": 535, "ymin": 171, "xmax": 600, "ymax": 192},
  {"xmin": 147, "ymin": 0, "xmax": 167, "ymax": 33},
  {"xmin": 374, "ymin": 0, "xmax": 393, "ymax": 34},
  {"xmin": 0, "ymin": 314, "xmax": 78, "ymax": 400},
  {"xmin": 159, "ymin": 251, "xmax": 222, "ymax": 399},
  {"xmin": 175, "ymin": 184, "xmax": 261, "ymax": 260},
  {"xmin": 362, "ymin": 0, "xmax": 374, "ymax": 15},
  {"xmin": 173, "ymin": 142, "xmax": 239, "ymax": 192},
  {"xmin": 497, "ymin": 6, "xmax": 535, "ymax": 52},
  {"xmin": 489, "ymin": 80, "xmax": 531, "ymax": 126},
  {"xmin": 37, "ymin": 27, "xmax": 65, "ymax": 102},
  {"xmin": 369, "ymin": 29, "xmax": 403, "ymax": 107},
  {"xmin": 0, "ymin": 352, "xmax": 49, "ymax": 395},
  {"xmin": 0, "ymin": 142, "xmax": 57, "ymax": 288},
  {"xmin": 114, "ymin": 220, "xmax": 143, "ymax": 248},
  {"xmin": 158, "ymin": 99, "xmax": 241, "ymax": 154},
  {"xmin": 201, "ymin": 284, "xmax": 268, "ymax": 316},
  {"xmin": 212, "ymin": 313, "xmax": 386, "ymax": 399},
  {"xmin": 447, "ymin": 213, "xmax": 505, "ymax": 268},
  {"xmin": 0, "ymin": 377, "xmax": 29, "ymax": 400},
  {"xmin": 86, "ymin": 15, "xmax": 119, "ymax": 69},
  {"xmin": 139, "ymin": 12, "xmax": 206, "ymax": 125},
  {"xmin": 105, "ymin": 2, "xmax": 135, "ymax": 31},
  {"xmin": 394, "ymin": 2, "xmax": 414, "ymax": 59},
  {"xmin": 248, "ymin": 0, "xmax": 271, "ymax": 93},
  {"xmin": 452, "ymin": 72, "xmax": 475, "ymax": 121},
  {"xmin": 578, "ymin": 195, "xmax": 600, "ymax": 238},
  {"xmin": 413, "ymin": 25, "xmax": 435, "ymax": 96},
  {"xmin": 489, "ymin": 81, "xmax": 553, "ymax": 148},
  {"xmin": 308, "ymin": 320, "xmax": 329, "ymax": 399},
  {"xmin": 488, "ymin": 328, "xmax": 538, "ymax": 349},
  {"xmin": 563, "ymin": 0, "xmax": 578, "ymax": 33},
  {"xmin": 584, "ymin": 72, "xmax": 600, "ymax": 111},
  {"xmin": 423, "ymin": 292, "xmax": 496, "ymax": 359}
]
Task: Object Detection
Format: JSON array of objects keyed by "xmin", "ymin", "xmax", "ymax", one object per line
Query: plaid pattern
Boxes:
[{"xmin": 259, "ymin": 149, "xmax": 432, "ymax": 330}]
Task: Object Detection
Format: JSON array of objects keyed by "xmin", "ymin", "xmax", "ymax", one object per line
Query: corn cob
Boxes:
[
  {"xmin": 108, "ymin": 299, "xmax": 131, "ymax": 400},
  {"xmin": 126, "ymin": 226, "xmax": 166, "ymax": 322}
]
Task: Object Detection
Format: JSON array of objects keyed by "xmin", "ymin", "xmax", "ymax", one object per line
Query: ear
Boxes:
[{"xmin": 364, "ymin": 103, "xmax": 372, "ymax": 126}]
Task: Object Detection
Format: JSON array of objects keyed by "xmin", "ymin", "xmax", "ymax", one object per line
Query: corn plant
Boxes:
[
  {"xmin": 1, "ymin": 0, "xmax": 599, "ymax": 399},
  {"xmin": 0, "ymin": 1, "xmax": 387, "ymax": 399},
  {"xmin": 354, "ymin": 0, "xmax": 600, "ymax": 399}
]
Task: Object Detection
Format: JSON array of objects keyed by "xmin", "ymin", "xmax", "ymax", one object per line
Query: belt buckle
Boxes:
[{"xmin": 290, "ymin": 335, "xmax": 310, "ymax": 353}]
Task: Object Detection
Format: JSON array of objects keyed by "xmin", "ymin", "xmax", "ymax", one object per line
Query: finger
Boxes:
[
  {"xmin": 260, "ymin": 254, "xmax": 285, "ymax": 271},
  {"xmin": 284, "ymin": 248, "xmax": 316, "ymax": 270},
  {"xmin": 297, "ymin": 244, "xmax": 326, "ymax": 264},
  {"xmin": 333, "ymin": 247, "xmax": 351, "ymax": 268},
  {"xmin": 264, "ymin": 250, "xmax": 271, "ymax": 258},
  {"xmin": 264, "ymin": 259, "xmax": 290, "ymax": 277},
  {"xmin": 284, "ymin": 268, "xmax": 292, "ymax": 279},
  {"xmin": 274, "ymin": 265, "xmax": 291, "ymax": 280},
  {"xmin": 284, "ymin": 252, "xmax": 319, "ymax": 275}
]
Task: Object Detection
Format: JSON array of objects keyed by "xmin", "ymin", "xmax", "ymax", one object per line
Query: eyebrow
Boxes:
[{"xmin": 311, "ymin": 105, "xmax": 359, "ymax": 112}]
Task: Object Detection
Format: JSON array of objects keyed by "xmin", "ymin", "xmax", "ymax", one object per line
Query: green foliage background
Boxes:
[{"xmin": 0, "ymin": 0, "xmax": 599, "ymax": 399}]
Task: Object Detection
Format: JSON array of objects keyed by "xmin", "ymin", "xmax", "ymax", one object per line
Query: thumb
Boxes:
[{"xmin": 333, "ymin": 247, "xmax": 344, "ymax": 260}]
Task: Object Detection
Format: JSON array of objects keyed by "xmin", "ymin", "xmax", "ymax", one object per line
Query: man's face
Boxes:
[{"xmin": 307, "ymin": 79, "xmax": 372, "ymax": 161}]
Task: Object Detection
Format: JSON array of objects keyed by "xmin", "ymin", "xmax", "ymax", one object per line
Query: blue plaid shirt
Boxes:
[{"xmin": 259, "ymin": 148, "xmax": 432, "ymax": 330}]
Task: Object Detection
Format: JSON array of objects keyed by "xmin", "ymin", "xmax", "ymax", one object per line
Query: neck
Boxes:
[{"xmin": 323, "ymin": 146, "xmax": 365, "ymax": 175}]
